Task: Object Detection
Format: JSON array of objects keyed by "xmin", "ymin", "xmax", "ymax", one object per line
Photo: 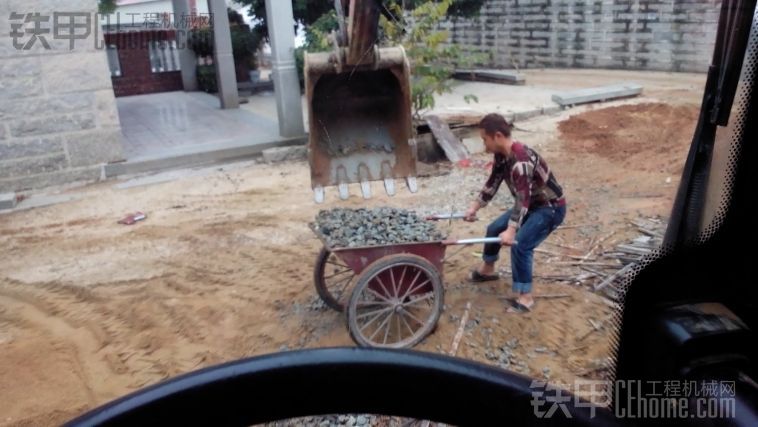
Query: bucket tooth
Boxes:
[
  {"xmin": 384, "ymin": 178, "xmax": 396, "ymax": 196},
  {"xmin": 338, "ymin": 184, "xmax": 349, "ymax": 200},
  {"xmin": 406, "ymin": 176, "xmax": 418, "ymax": 193},
  {"xmin": 337, "ymin": 165, "xmax": 349, "ymax": 200},
  {"xmin": 380, "ymin": 161, "xmax": 395, "ymax": 196},
  {"xmin": 358, "ymin": 164, "xmax": 372, "ymax": 199},
  {"xmin": 314, "ymin": 186, "xmax": 325, "ymax": 204},
  {"xmin": 360, "ymin": 181, "xmax": 372, "ymax": 199}
]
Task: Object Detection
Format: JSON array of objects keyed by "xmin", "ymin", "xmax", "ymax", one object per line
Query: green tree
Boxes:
[
  {"xmin": 188, "ymin": 8, "xmax": 263, "ymax": 92},
  {"xmin": 382, "ymin": 0, "xmax": 485, "ymax": 118},
  {"xmin": 234, "ymin": 0, "xmax": 484, "ymax": 40},
  {"xmin": 98, "ymin": 0, "xmax": 117, "ymax": 14},
  {"xmin": 293, "ymin": 10, "xmax": 338, "ymax": 87},
  {"xmin": 187, "ymin": 11, "xmax": 261, "ymax": 65},
  {"xmin": 290, "ymin": 1, "xmax": 485, "ymax": 115}
]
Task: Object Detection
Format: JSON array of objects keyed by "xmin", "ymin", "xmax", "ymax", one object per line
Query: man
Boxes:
[{"xmin": 464, "ymin": 113, "xmax": 567, "ymax": 313}]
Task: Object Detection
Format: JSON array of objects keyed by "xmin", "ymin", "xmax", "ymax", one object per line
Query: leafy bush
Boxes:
[
  {"xmin": 188, "ymin": 8, "xmax": 261, "ymax": 69},
  {"xmin": 196, "ymin": 64, "xmax": 217, "ymax": 93},
  {"xmin": 188, "ymin": 27, "xmax": 214, "ymax": 58},
  {"xmin": 231, "ymin": 26, "xmax": 261, "ymax": 69}
]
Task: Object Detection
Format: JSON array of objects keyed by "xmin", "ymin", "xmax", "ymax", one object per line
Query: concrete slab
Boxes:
[
  {"xmin": 454, "ymin": 69, "xmax": 526, "ymax": 85},
  {"xmin": 511, "ymin": 105, "xmax": 563, "ymax": 122},
  {"xmin": 104, "ymin": 135, "xmax": 307, "ymax": 177},
  {"xmin": 551, "ymin": 83, "xmax": 643, "ymax": 107},
  {"xmin": 1, "ymin": 192, "xmax": 17, "ymax": 210},
  {"xmin": 424, "ymin": 115, "xmax": 469, "ymax": 163},
  {"xmin": 428, "ymin": 82, "xmax": 557, "ymax": 118}
]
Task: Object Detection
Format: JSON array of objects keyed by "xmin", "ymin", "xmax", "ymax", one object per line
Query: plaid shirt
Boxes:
[{"xmin": 478, "ymin": 141, "xmax": 565, "ymax": 230}]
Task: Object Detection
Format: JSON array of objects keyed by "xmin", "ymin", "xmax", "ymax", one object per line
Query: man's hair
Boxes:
[{"xmin": 478, "ymin": 113, "xmax": 513, "ymax": 138}]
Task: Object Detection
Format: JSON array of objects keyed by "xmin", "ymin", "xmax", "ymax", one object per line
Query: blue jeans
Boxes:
[{"xmin": 482, "ymin": 205, "xmax": 567, "ymax": 294}]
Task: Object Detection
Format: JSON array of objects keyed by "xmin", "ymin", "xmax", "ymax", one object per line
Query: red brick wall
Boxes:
[{"xmin": 105, "ymin": 30, "xmax": 184, "ymax": 97}]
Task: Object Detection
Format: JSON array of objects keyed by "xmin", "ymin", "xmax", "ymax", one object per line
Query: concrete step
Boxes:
[
  {"xmin": 105, "ymin": 135, "xmax": 307, "ymax": 178},
  {"xmin": 238, "ymin": 80, "xmax": 274, "ymax": 93},
  {"xmin": 1, "ymin": 192, "xmax": 17, "ymax": 210}
]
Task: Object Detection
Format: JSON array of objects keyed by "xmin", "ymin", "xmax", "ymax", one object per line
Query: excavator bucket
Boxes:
[{"xmin": 304, "ymin": 0, "xmax": 418, "ymax": 203}]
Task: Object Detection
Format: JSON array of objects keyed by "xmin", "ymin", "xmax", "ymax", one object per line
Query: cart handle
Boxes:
[
  {"xmin": 425, "ymin": 213, "xmax": 477, "ymax": 221},
  {"xmin": 442, "ymin": 237, "xmax": 518, "ymax": 246}
]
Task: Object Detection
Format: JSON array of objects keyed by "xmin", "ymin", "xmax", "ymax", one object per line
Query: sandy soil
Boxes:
[{"xmin": 0, "ymin": 75, "xmax": 703, "ymax": 425}]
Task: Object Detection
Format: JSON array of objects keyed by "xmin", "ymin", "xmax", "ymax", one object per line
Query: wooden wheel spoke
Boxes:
[
  {"xmin": 326, "ymin": 260, "xmax": 349, "ymax": 269},
  {"xmin": 400, "ymin": 312, "xmax": 416, "ymax": 336},
  {"xmin": 356, "ymin": 305, "xmax": 393, "ymax": 320},
  {"xmin": 333, "ymin": 275, "xmax": 354, "ymax": 300},
  {"xmin": 359, "ymin": 307, "xmax": 392, "ymax": 332},
  {"xmin": 374, "ymin": 276, "xmax": 392, "ymax": 301},
  {"xmin": 402, "ymin": 292, "xmax": 434, "ymax": 307},
  {"xmin": 366, "ymin": 287, "xmax": 393, "ymax": 304},
  {"xmin": 396, "ymin": 266, "xmax": 407, "ymax": 298},
  {"xmin": 389, "ymin": 267, "xmax": 398, "ymax": 299},
  {"xmin": 368, "ymin": 310, "xmax": 394, "ymax": 341},
  {"xmin": 400, "ymin": 306, "xmax": 428, "ymax": 326},
  {"xmin": 401, "ymin": 279, "xmax": 431, "ymax": 301},
  {"xmin": 401, "ymin": 269, "xmax": 422, "ymax": 300},
  {"xmin": 382, "ymin": 312, "xmax": 394, "ymax": 344},
  {"xmin": 324, "ymin": 269, "xmax": 353, "ymax": 280}
]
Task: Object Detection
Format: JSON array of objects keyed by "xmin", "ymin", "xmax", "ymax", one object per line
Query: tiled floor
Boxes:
[{"xmin": 116, "ymin": 91, "xmax": 284, "ymax": 159}]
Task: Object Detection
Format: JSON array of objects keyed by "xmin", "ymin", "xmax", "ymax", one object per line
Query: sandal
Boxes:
[
  {"xmin": 468, "ymin": 269, "xmax": 500, "ymax": 283},
  {"xmin": 507, "ymin": 300, "xmax": 535, "ymax": 313}
]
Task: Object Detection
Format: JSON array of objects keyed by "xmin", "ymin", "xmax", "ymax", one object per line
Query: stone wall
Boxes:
[
  {"xmin": 444, "ymin": 0, "xmax": 721, "ymax": 72},
  {"xmin": 0, "ymin": 0, "xmax": 124, "ymax": 193}
]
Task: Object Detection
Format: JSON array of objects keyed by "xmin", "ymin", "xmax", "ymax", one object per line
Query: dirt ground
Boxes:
[{"xmin": 0, "ymin": 73, "xmax": 703, "ymax": 425}]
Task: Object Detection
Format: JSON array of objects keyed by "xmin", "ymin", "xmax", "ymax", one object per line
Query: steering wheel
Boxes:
[{"xmin": 65, "ymin": 348, "xmax": 619, "ymax": 426}]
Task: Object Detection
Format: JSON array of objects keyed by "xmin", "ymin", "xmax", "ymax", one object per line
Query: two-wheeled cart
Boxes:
[{"xmin": 312, "ymin": 214, "xmax": 505, "ymax": 348}]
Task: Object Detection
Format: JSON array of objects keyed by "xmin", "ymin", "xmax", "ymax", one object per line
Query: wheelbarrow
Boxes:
[{"xmin": 312, "ymin": 213, "xmax": 511, "ymax": 348}]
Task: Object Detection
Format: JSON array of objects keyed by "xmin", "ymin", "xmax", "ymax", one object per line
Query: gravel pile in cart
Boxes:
[{"xmin": 312, "ymin": 207, "xmax": 446, "ymax": 248}]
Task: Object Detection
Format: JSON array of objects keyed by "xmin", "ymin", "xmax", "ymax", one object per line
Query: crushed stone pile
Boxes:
[{"xmin": 312, "ymin": 207, "xmax": 446, "ymax": 248}]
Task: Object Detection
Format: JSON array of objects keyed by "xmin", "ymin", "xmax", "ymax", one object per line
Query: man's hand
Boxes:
[
  {"xmin": 464, "ymin": 202, "xmax": 480, "ymax": 222},
  {"xmin": 499, "ymin": 227, "xmax": 517, "ymax": 246}
]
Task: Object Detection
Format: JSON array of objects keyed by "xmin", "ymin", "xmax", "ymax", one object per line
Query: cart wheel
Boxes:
[
  {"xmin": 347, "ymin": 254, "xmax": 444, "ymax": 348},
  {"xmin": 313, "ymin": 247, "xmax": 355, "ymax": 312}
]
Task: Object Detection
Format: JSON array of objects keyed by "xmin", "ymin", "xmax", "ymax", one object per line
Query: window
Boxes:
[
  {"xmin": 148, "ymin": 40, "xmax": 181, "ymax": 73},
  {"xmin": 106, "ymin": 44, "xmax": 121, "ymax": 77}
]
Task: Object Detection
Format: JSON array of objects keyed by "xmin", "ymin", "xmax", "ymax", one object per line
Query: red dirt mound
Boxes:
[{"xmin": 558, "ymin": 103, "xmax": 700, "ymax": 173}]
